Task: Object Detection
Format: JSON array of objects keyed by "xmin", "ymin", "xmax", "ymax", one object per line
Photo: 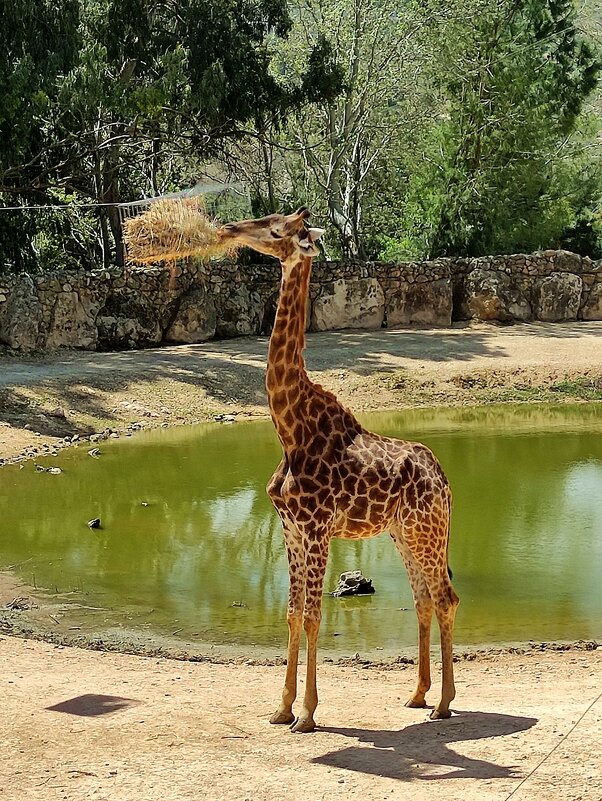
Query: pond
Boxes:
[{"xmin": 1, "ymin": 404, "xmax": 601, "ymax": 656}]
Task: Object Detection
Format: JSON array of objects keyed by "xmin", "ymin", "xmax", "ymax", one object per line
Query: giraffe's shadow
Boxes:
[{"xmin": 313, "ymin": 710, "xmax": 537, "ymax": 781}]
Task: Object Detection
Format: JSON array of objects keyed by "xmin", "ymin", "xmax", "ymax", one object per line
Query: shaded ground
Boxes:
[
  {"xmin": 1, "ymin": 636, "xmax": 601, "ymax": 801},
  {"xmin": 1, "ymin": 320, "xmax": 602, "ymax": 462}
]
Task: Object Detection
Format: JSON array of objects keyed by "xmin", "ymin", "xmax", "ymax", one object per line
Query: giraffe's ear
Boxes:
[{"xmin": 306, "ymin": 227, "xmax": 325, "ymax": 242}]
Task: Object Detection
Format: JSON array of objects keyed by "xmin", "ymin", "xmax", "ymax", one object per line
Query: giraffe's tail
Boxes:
[{"xmin": 446, "ymin": 485, "xmax": 454, "ymax": 581}]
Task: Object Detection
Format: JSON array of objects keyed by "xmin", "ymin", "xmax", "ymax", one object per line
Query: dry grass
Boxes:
[{"xmin": 123, "ymin": 198, "xmax": 235, "ymax": 265}]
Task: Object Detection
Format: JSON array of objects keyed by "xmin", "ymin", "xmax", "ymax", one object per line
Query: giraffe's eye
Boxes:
[{"xmin": 271, "ymin": 231, "xmax": 283, "ymax": 239}]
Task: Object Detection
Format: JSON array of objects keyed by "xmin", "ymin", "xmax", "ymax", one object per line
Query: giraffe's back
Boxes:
[{"xmin": 280, "ymin": 429, "xmax": 449, "ymax": 541}]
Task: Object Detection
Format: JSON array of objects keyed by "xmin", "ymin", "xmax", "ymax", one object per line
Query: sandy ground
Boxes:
[
  {"xmin": 1, "ymin": 321, "xmax": 601, "ymax": 800},
  {"xmin": 1, "ymin": 636, "xmax": 601, "ymax": 801}
]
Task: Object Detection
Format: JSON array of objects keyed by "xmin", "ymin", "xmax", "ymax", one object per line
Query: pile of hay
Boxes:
[{"xmin": 123, "ymin": 197, "xmax": 233, "ymax": 265}]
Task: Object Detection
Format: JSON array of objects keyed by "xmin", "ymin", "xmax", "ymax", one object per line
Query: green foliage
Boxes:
[
  {"xmin": 0, "ymin": 0, "xmax": 338, "ymax": 273},
  {"xmin": 401, "ymin": 0, "xmax": 602, "ymax": 259},
  {"xmin": 550, "ymin": 377, "xmax": 602, "ymax": 400},
  {"xmin": 2, "ymin": 0, "xmax": 602, "ymax": 272}
]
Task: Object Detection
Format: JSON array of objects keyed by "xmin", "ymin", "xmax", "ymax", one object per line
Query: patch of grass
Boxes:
[{"xmin": 550, "ymin": 378, "xmax": 602, "ymax": 401}]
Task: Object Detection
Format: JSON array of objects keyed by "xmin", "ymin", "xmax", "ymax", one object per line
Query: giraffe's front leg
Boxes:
[
  {"xmin": 269, "ymin": 607, "xmax": 302, "ymax": 725},
  {"xmin": 270, "ymin": 520, "xmax": 306, "ymax": 725},
  {"xmin": 290, "ymin": 616, "xmax": 320, "ymax": 733},
  {"xmin": 290, "ymin": 531, "xmax": 330, "ymax": 734}
]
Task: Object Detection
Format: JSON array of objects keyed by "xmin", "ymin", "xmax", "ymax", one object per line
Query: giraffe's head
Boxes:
[{"xmin": 218, "ymin": 207, "xmax": 324, "ymax": 263}]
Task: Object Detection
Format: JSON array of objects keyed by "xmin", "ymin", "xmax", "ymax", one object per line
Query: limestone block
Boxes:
[
  {"xmin": 165, "ymin": 286, "xmax": 217, "ymax": 343},
  {"xmin": 0, "ymin": 277, "xmax": 42, "ymax": 351},
  {"xmin": 44, "ymin": 289, "xmax": 103, "ymax": 349},
  {"xmin": 386, "ymin": 278, "xmax": 452, "ymax": 327},
  {"xmin": 215, "ymin": 284, "xmax": 263, "ymax": 337},
  {"xmin": 534, "ymin": 272, "xmax": 582, "ymax": 322},
  {"xmin": 462, "ymin": 269, "xmax": 531, "ymax": 322},
  {"xmin": 310, "ymin": 278, "xmax": 384, "ymax": 331},
  {"xmin": 579, "ymin": 281, "xmax": 602, "ymax": 321},
  {"xmin": 550, "ymin": 250, "xmax": 584, "ymax": 273},
  {"xmin": 97, "ymin": 292, "xmax": 162, "ymax": 349}
]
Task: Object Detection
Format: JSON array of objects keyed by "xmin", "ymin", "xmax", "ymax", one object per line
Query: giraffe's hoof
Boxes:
[
  {"xmin": 429, "ymin": 708, "xmax": 452, "ymax": 720},
  {"xmin": 404, "ymin": 697, "xmax": 427, "ymax": 709},
  {"xmin": 289, "ymin": 715, "xmax": 316, "ymax": 733},
  {"xmin": 270, "ymin": 710, "xmax": 296, "ymax": 725}
]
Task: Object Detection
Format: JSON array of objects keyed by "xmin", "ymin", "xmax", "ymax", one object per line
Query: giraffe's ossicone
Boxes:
[{"xmin": 219, "ymin": 209, "xmax": 459, "ymax": 733}]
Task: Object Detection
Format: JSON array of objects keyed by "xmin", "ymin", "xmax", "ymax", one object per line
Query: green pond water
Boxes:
[{"xmin": 1, "ymin": 404, "xmax": 601, "ymax": 655}]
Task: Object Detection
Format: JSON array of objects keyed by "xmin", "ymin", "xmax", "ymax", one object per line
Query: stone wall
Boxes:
[{"xmin": 0, "ymin": 250, "xmax": 600, "ymax": 352}]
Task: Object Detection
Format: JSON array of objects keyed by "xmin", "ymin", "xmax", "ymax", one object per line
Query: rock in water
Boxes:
[
  {"xmin": 330, "ymin": 570, "xmax": 375, "ymax": 597},
  {"xmin": 87, "ymin": 518, "xmax": 101, "ymax": 529}
]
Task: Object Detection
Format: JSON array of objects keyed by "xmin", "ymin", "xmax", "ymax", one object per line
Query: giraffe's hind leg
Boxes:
[
  {"xmin": 390, "ymin": 516, "xmax": 459, "ymax": 719},
  {"xmin": 390, "ymin": 533, "xmax": 434, "ymax": 709},
  {"xmin": 428, "ymin": 572, "xmax": 459, "ymax": 719}
]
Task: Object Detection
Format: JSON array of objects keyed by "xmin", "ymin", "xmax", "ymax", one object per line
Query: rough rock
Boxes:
[
  {"xmin": 386, "ymin": 278, "xmax": 452, "ymax": 327},
  {"xmin": 97, "ymin": 292, "xmax": 163, "ymax": 349},
  {"xmin": 463, "ymin": 269, "xmax": 532, "ymax": 322},
  {"xmin": 311, "ymin": 278, "xmax": 384, "ymax": 331},
  {"xmin": 579, "ymin": 281, "xmax": 602, "ymax": 321},
  {"xmin": 533, "ymin": 272, "xmax": 582, "ymax": 322},
  {"xmin": 215, "ymin": 284, "xmax": 263, "ymax": 337},
  {"xmin": 165, "ymin": 286, "xmax": 216, "ymax": 343},
  {"xmin": 44, "ymin": 289, "xmax": 102, "ymax": 349},
  {"xmin": 0, "ymin": 276, "xmax": 42, "ymax": 350},
  {"xmin": 330, "ymin": 570, "xmax": 375, "ymax": 597}
]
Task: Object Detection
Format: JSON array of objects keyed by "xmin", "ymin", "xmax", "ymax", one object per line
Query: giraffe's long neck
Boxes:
[{"xmin": 266, "ymin": 255, "xmax": 312, "ymax": 451}]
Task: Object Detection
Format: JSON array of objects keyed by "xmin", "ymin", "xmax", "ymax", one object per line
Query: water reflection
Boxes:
[{"xmin": 0, "ymin": 404, "xmax": 601, "ymax": 653}]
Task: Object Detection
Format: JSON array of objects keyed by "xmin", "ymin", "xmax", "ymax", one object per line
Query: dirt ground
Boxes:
[
  {"xmin": 1, "ymin": 636, "xmax": 601, "ymax": 801},
  {"xmin": 1, "ymin": 320, "xmax": 602, "ymax": 463},
  {"xmin": 1, "ymin": 320, "xmax": 601, "ymax": 800}
]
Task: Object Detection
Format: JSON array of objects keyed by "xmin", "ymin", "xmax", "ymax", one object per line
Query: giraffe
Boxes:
[{"xmin": 218, "ymin": 207, "xmax": 459, "ymax": 733}]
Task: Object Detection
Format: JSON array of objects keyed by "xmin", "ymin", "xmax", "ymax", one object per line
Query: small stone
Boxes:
[
  {"xmin": 88, "ymin": 518, "xmax": 101, "ymax": 529},
  {"xmin": 88, "ymin": 448, "xmax": 101, "ymax": 458},
  {"xmin": 109, "ymin": 432, "xmax": 119, "ymax": 439},
  {"xmin": 47, "ymin": 467, "xmax": 62, "ymax": 475}
]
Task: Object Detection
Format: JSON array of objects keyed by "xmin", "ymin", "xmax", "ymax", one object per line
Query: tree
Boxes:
[
  {"xmin": 402, "ymin": 0, "xmax": 601, "ymax": 258},
  {"xmin": 267, "ymin": 0, "xmax": 432, "ymax": 258},
  {"xmin": 0, "ymin": 0, "xmax": 338, "ymax": 272},
  {"xmin": 0, "ymin": 0, "xmax": 81, "ymax": 271}
]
